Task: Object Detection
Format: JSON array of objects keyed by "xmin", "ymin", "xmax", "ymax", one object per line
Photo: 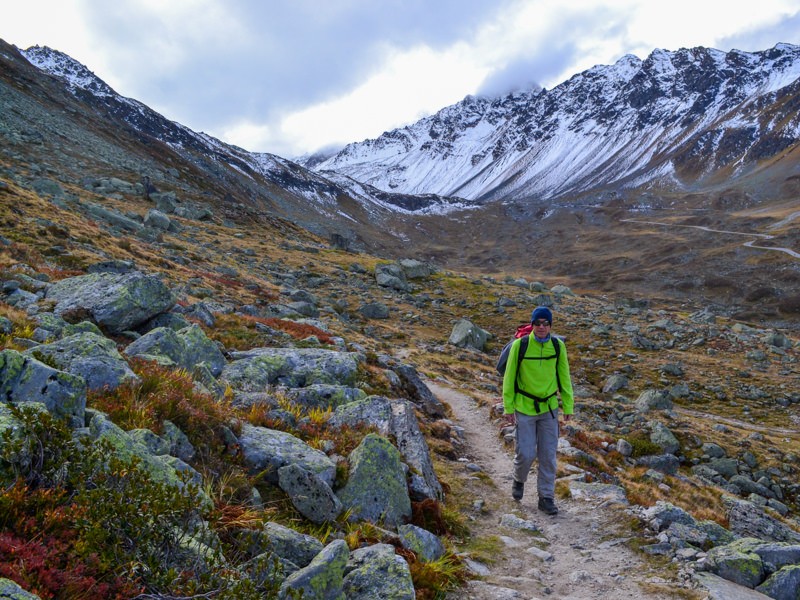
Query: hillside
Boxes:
[{"xmin": 0, "ymin": 37, "xmax": 799, "ymax": 599}]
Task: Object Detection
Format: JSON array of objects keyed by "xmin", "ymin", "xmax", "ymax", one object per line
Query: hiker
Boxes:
[{"xmin": 502, "ymin": 306, "xmax": 574, "ymax": 515}]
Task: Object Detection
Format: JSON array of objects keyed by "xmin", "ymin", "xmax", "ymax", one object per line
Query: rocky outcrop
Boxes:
[
  {"xmin": 337, "ymin": 433, "xmax": 412, "ymax": 527},
  {"xmin": 343, "ymin": 544, "xmax": 415, "ymax": 600},
  {"xmin": 124, "ymin": 324, "xmax": 226, "ymax": 376},
  {"xmin": 24, "ymin": 332, "xmax": 138, "ymax": 391},
  {"xmin": 46, "ymin": 271, "xmax": 175, "ymax": 333},
  {"xmin": 221, "ymin": 348, "xmax": 361, "ymax": 391},
  {"xmin": 238, "ymin": 424, "xmax": 337, "ymax": 486},
  {"xmin": 448, "ymin": 318, "xmax": 490, "ymax": 351}
]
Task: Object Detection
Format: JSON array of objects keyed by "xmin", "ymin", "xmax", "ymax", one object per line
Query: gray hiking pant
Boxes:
[{"xmin": 513, "ymin": 410, "xmax": 559, "ymax": 499}]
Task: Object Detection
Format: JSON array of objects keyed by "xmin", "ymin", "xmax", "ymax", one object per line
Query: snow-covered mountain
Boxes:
[
  {"xmin": 19, "ymin": 45, "xmax": 473, "ymax": 218},
  {"xmin": 309, "ymin": 44, "xmax": 800, "ymax": 202}
]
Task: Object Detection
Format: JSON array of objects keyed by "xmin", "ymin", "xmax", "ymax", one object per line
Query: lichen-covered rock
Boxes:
[
  {"xmin": 649, "ymin": 421, "xmax": 680, "ymax": 455},
  {"xmin": 238, "ymin": 424, "xmax": 336, "ymax": 486},
  {"xmin": 756, "ymin": 564, "xmax": 800, "ymax": 600},
  {"xmin": 222, "ymin": 348, "xmax": 361, "ymax": 391},
  {"xmin": 0, "ymin": 577, "xmax": 42, "ymax": 599},
  {"xmin": 278, "ymin": 463, "xmax": 343, "ymax": 524},
  {"xmin": 88, "ymin": 412, "xmax": 209, "ymax": 508},
  {"xmin": 46, "ymin": 271, "xmax": 175, "ymax": 334},
  {"xmin": 124, "ymin": 324, "xmax": 226, "ymax": 377},
  {"xmin": 343, "ymin": 544, "xmax": 415, "ymax": 600},
  {"xmin": 398, "ymin": 524, "xmax": 445, "ymax": 562},
  {"xmin": 284, "ymin": 384, "xmax": 367, "ymax": 410},
  {"xmin": 337, "ymin": 433, "xmax": 411, "ymax": 527},
  {"xmin": 705, "ymin": 538, "xmax": 766, "ymax": 589},
  {"xmin": 238, "ymin": 522, "xmax": 323, "ymax": 567},
  {"xmin": 330, "ymin": 396, "xmax": 442, "ymax": 501},
  {"xmin": 448, "ymin": 318, "xmax": 489, "ymax": 351},
  {"xmin": 25, "ymin": 332, "xmax": 139, "ymax": 391},
  {"xmin": 279, "ymin": 539, "xmax": 349, "ymax": 600},
  {"xmin": 0, "ymin": 349, "xmax": 86, "ymax": 423}
]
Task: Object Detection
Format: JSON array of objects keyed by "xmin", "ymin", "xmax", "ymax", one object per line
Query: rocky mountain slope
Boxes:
[
  {"xmin": 0, "ymin": 36, "xmax": 799, "ymax": 599},
  {"xmin": 310, "ymin": 44, "xmax": 800, "ymax": 203}
]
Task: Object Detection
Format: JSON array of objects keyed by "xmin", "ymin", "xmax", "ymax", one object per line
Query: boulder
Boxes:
[
  {"xmin": 337, "ymin": 433, "xmax": 412, "ymax": 527},
  {"xmin": 649, "ymin": 421, "xmax": 680, "ymax": 455},
  {"xmin": 238, "ymin": 424, "xmax": 336, "ymax": 486},
  {"xmin": 704, "ymin": 538, "xmax": 765, "ymax": 588},
  {"xmin": 375, "ymin": 263, "xmax": 409, "ymax": 292},
  {"xmin": 756, "ymin": 565, "xmax": 800, "ymax": 600},
  {"xmin": 392, "ymin": 363, "xmax": 447, "ymax": 418},
  {"xmin": 279, "ymin": 539, "xmax": 349, "ymax": 600},
  {"xmin": 284, "ymin": 384, "xmax": 367, "ymax": 410},
  {"xmin": 725, "ymin": 498, "xmax": 800, "ymax": 543},
  {"xmin": 0, "ymin": 350, "xmax": 86, "ymax": 423},
  {"xmin": 124, "ymin": 324, "xmax": 226, "ymax": 377},
  {"xmin": 143, "ymin": 209, "xmax": 172, "ymax": 231},
  {"xmin": 358, "ymin": 302, "xmax": 390, "ymax": 319},
  {"xmin": 398, "ymin": 524, "xmax": 445, "ymax": 562},
  {"xmin": 238, "ymin": 522, "xmax": 323, "ymax": 567},
  {"xmin": 448, "ymin": 318, "xmax": 490, "ymax": 351},
  {"xmin": 343, "ymin": 544, "xmax": 415, "ymax": 600},
  {"xmin": 46, "ymin": 271, "xmax": 175, "ymax": 334},
  {"xmin": 222, "ymin": 348, "xmax": 361, "ymax": 391},
  {"xmin": 398, "ymin": 259, "xmax": 435, "ymax": 279},
  {"xmin": 24, "ymin": 332, "xmax": 138, "ymax": 391},
  {"xmin": 329, "ymin": 396, "xmax": 442, "ymax": 501},
  {"xmin": 278, "ymin": 464, "xmax": 343, "ymax": 524},
  {"xmin": 634, "ymin": 389, "xmax": 673, "ymax": 412}
]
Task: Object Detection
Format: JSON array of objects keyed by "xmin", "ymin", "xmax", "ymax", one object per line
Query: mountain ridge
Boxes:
[{"xmin": 308, "ymin": 43, "xmax": 800, "ymax": 203}]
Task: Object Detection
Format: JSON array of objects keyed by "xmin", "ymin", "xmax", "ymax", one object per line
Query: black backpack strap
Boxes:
[{"xmin": 514, "ymin": 336, "xmax": 562, "ymax": 415}]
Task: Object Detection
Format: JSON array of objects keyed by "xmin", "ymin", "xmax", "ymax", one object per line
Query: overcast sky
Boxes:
[{"xmin": 3, "ymin": 0, "xmax": 799, "ymax": 158}]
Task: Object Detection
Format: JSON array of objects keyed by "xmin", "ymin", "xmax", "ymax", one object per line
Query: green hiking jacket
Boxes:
[{"xmin": 502, "ymin": 335, "xmax": 574, "ymax": 417}]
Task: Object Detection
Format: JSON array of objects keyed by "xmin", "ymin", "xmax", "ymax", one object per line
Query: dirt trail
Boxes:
[{"xmin": 428, "ymin": 381, "xmax": 683, "ymax": 600}]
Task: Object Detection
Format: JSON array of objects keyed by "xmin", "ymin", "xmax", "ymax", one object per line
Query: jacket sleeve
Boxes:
[
  {"xmin": 502, "ymin": 338, "xmax": 520, "ymax": 414},
  {"xmin": 557, "ymin": 340, "xmax": 574, "ymax": 415}
]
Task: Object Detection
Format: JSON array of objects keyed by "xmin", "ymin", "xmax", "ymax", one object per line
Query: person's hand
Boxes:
[
  {"xmin": 502, "ymin": 413, "xmax": 516, "ymax": 427},
  {"xmin": 561, "ymin": 414, "xmax": 572, "ymax": 425}
]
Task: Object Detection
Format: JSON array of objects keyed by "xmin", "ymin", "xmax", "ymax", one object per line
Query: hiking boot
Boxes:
[
  {"xmin": 512, "ymin": 480, "xmax": 524, "ymax": 501},
  {"xmin": 538, "ymin": 497, "xmax": 558, "ymax": 515}
]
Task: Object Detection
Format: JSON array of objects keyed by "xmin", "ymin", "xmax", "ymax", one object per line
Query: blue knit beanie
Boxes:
[{"xmin": 531, "ymin": 306, "xmax": 553, "ymax": 324}]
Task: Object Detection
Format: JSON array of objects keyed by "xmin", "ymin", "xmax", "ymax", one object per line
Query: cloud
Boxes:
[{"xmin": 717, "ymin": 9, "xmax": 800, "ymax": 51}]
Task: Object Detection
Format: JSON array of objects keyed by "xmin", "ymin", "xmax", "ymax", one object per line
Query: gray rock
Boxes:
[
  {"xmin": 398, "ymin": 524, "xmax": 445, "ymax": 562},
  {"xmin": 337, "ymin": 434, "xmax": 411, "ymax": 527},
  {"xmin": 343, "ymin": 544, "xmax": 415, "ymax": 600},
  {"xmin": 83, "ymin": 201, "xmax": 143, "ymax": 232},
  {"xmin": 24, "ymin": 332, "xmax": 138, "ymax": 391},
  {"xmin": 284, "ymin": 384, "xmax": 367, "ymax": 410},
  {"xmin": 693, "ymin": 572, "xmax": 771, "ymax": 600},
  {"xmin": 398, "ymin": 259, "xmax": 435, "ymax": 279},
  {"xmin": 448, "ymin": 318, "xmax": 490, "ymax": 351},
  {"xmin": 567, "ymin": 481, "xmax": 628, "ymax": 505},
  {"xmin": 238, "ymin": 424, "xmax": 336, "ymax": 486},
  {"xmin": 730, "ymin": 475, "xmax": 777, "ymax": 500},
  {"xmin": 359, "ymin": 302, "xmax": 390, "ymax": 319},
  {"xmin": 643, "ymin": 501, "xmax": 697, "ymax": 532},
  {"xmin": 46, "ymin": 271, "xmax": 175, "ymax": 334},
  {"xmin": 636, "ymin": 454, "xmax": 680, "ymax": 475},
  {"xmin": 86, "ymin": 260, "xmax": 137, "ymax": 274},
  {"xmin": 393, "ymin": 363, "xmax": 447, "ymax": 418},
  {"xmin": 705, "ymin": 538, "xmax": 765, "ymax": 588},
  {"xmin": 151, "ymin": 191, "xmax": 177, "ymax": 213},
  {"xmin": 706, "ymin": 457, "xmax": 740, "ymax": 479},
  {"xmin": 0, "ymin": 577, "xmax": 42, "ymax": 599},
  {"xmin": 0, "ymin": 349, "xmax": 86, "ymax": 423},
  {"xmin": 329, "ymin": 396, "xmax": 442, "ymax": 501},
  {"xmin": 602, "ymin": 374, "xmax": 628, "ymax": 394},
  {"xmin": 756, "ymin": 565, "xmax": 800, "ymax": 600},
  {"xmin": 143, "ymin": 209, "xmax": 171, "ymax": 231},
  {"xmin": 161, "ymin": 420, "xmax": 196, "ymax": 462},
  {"xmin": 124, "ymin": 324, "xmax": 226, "ymax": 377},
  {"xmin": 616, "ymin": 438, "xmax": 633, "ymax": 457},
  {"xmin": 634, "ymin": 389, "xmax": 673, "ymax": 412},
  {"xmin": 650, "ymin": 421, "xmax": 680, "ymax": 455},
  {"xmin": 279, "ymin": 539, "xmax": 349, "ymax": 600},
  {"xmin": 703, "ymin": 443, "xmax": 727, "ymax": 459},
  {"xmin": 240, "ymin": 522, "xmax": 323, "ymax": 567},
  {"xmin": 222, "ymin": 348, "xmax": 361, "ymax": 391},
  {"xmin": 127, "ymin": 428, "xmax": 170, "ymax": 455},
  {"xmin": 499, "ymin": 514, "xmax": 540, "ymax": 533},
  {"xmin": 278, "ymin": 464, "xmax": 343, "ymax": 524},
  {"xmin": 725, "ymin": 497, "xmax": 800, "ymax": 543},
  {"xmin": 375, "ymin": 263, "xmax": 409, "ymax": 292}
]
